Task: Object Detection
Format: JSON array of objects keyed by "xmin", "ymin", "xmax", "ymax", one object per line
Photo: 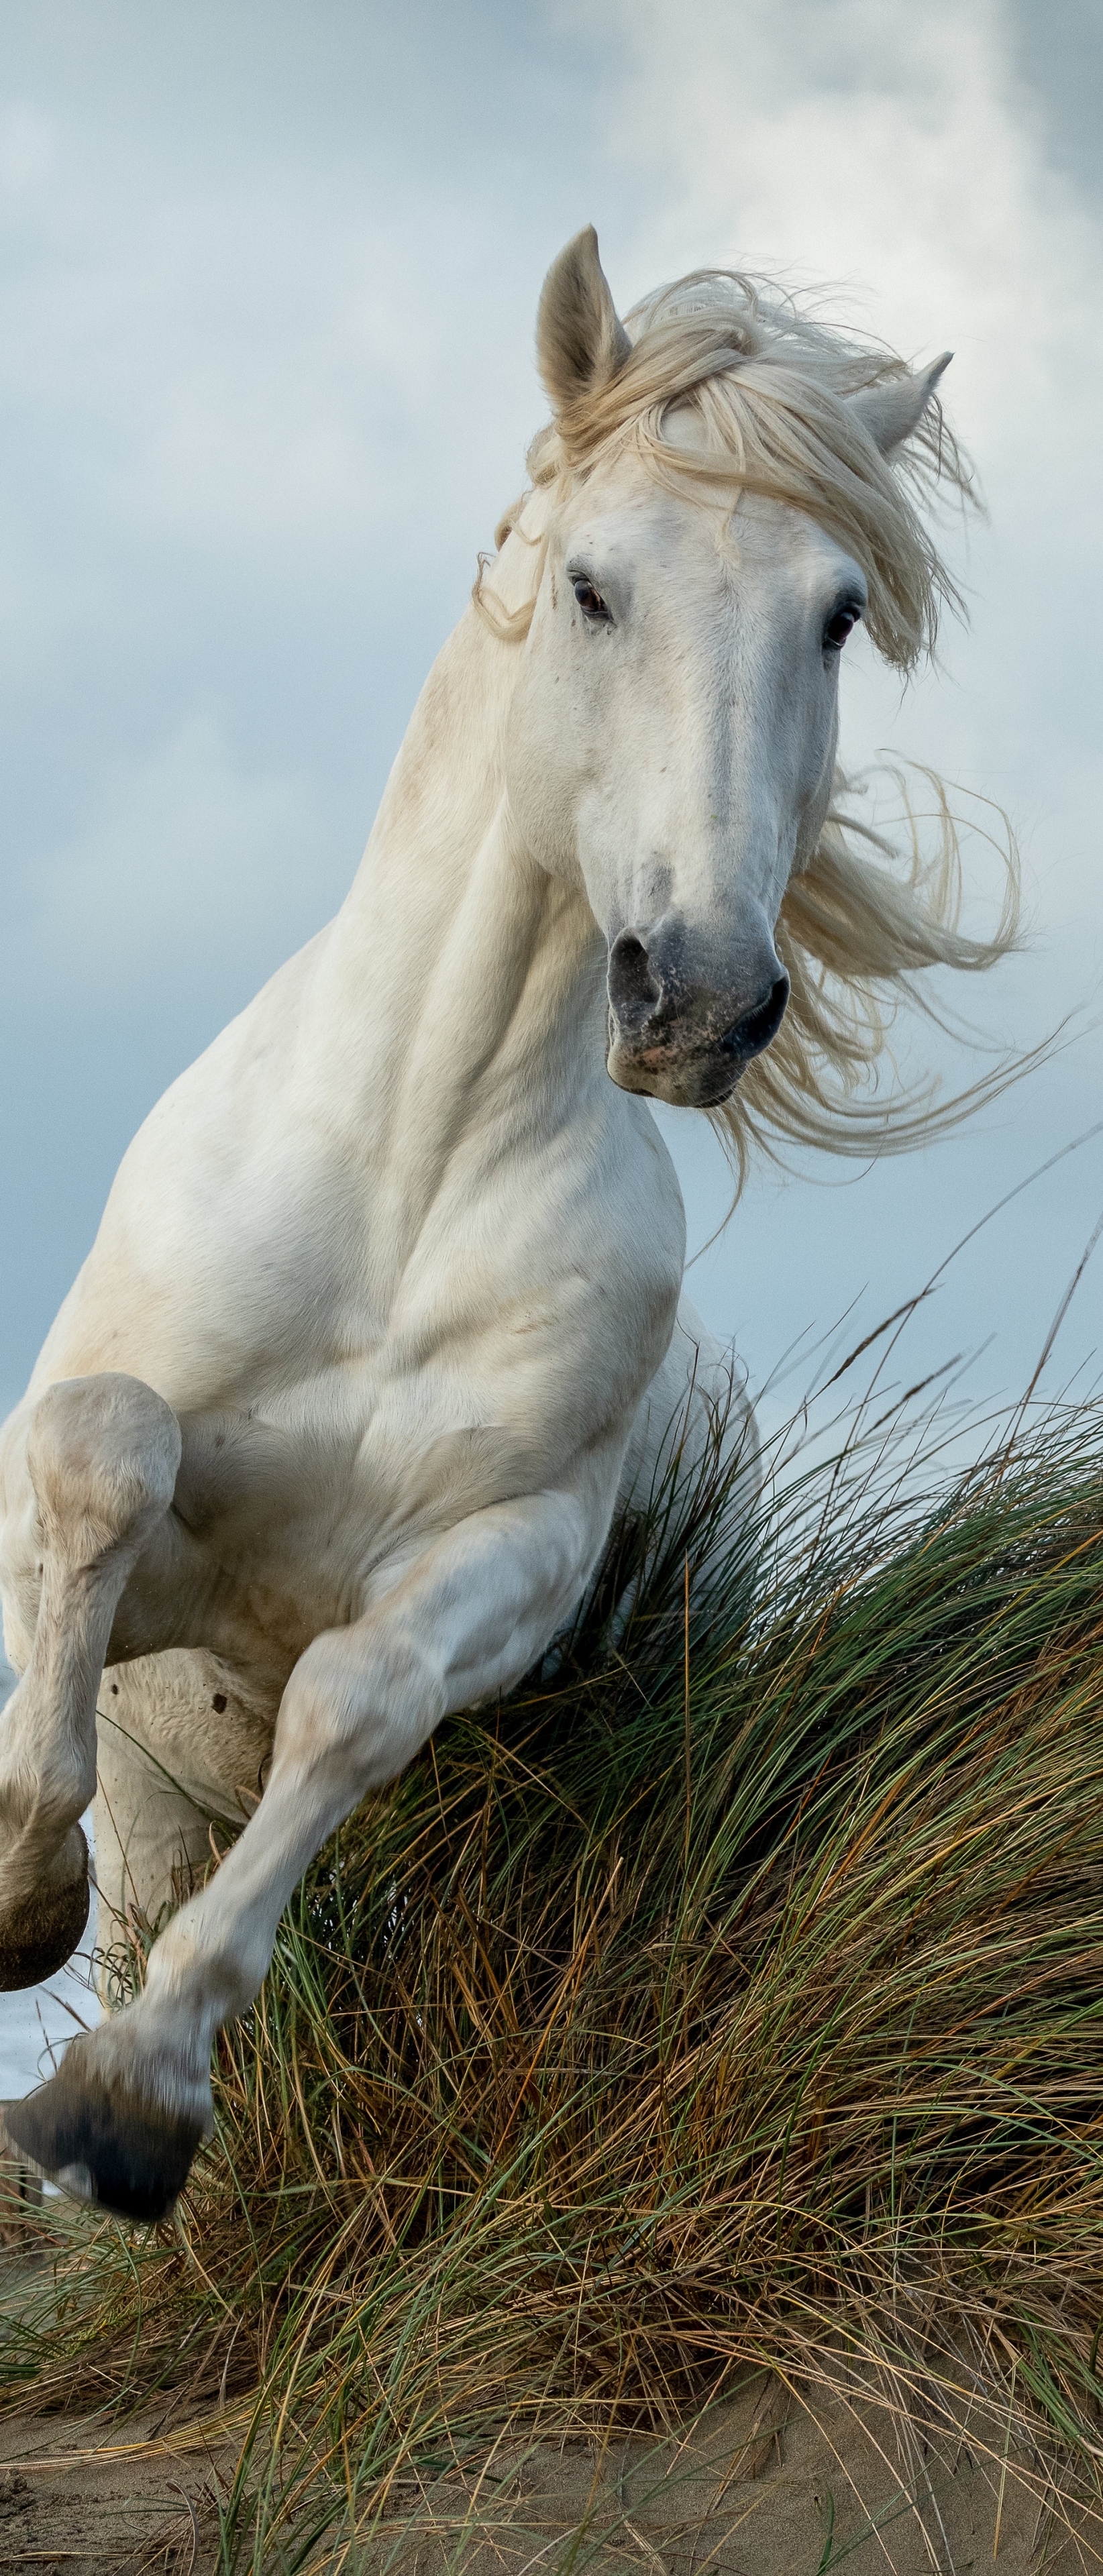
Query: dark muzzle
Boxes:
[{"xmin": 607, "ymin": 924, "xmax": 789, "ymax": 1105}]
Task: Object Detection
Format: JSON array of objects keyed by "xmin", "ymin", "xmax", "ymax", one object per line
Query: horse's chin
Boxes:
[{"xmin": 605, "ymin": 1038, "xmax": 741, "ymax": 1110}]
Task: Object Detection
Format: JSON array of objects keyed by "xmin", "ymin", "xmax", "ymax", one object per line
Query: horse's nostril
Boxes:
[
  {"xmin": 723, "ymin": 974, "xmax": 790, "ymax": 1063},
  {"xmin": 608, "ymin": 930, "xmax": 662, "ymax": 1030}
]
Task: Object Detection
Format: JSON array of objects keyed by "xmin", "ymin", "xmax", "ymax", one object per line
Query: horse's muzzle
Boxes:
[{"xmin": 605, "ymin": 925, "xmax": 790, "ymax": 1106}]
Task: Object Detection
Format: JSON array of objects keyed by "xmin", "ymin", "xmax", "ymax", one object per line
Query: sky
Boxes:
[
  {"xmin": 2, "ymin": 0, "xmax": 1102, "ymax": 1448},
  {"xmin": 0, "ymin": 0, "xmax": 1101, "ymax": 2097}
]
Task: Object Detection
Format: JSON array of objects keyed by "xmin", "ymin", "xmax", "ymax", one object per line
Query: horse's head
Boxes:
[{"xmin": 503, "ymin": 229, "xmax": 951, "ymax": 1110}]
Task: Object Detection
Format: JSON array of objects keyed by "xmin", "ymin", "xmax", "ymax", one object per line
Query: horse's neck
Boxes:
[{"xmin": 306, "ymin": 607, "xmax": 608, "ymax": 1173}]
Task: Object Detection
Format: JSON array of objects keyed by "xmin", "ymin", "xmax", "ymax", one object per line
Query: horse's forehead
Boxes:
[
  {"xmin": 556, "ymin": 464, "xmax": 727, "ymax": 570},
  {"xmin": 556, "ymin": 467, "xmax": 852, "ymax": 594},
  {"xmin": 727, "ymin": 491, "xmax": 857, "ymax": 580}
]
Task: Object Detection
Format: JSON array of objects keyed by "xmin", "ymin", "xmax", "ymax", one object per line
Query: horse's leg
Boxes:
[
  {"xmin": 5, "ymin": 1483, "xmax": 604, "ymax": 2219},
  {"xmin": 0, "ymin": 1375, "xmax": 181, "ymax": 1987},
  {"xmin": 93, "ymin": 1650, "xmax": 274, "ymax": 1965}
]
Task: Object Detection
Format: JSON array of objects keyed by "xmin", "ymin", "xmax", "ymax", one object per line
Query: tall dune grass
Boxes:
[{"xmin": 3, "ymin": 1393, "xmax": 1103, "ymax": 2569}]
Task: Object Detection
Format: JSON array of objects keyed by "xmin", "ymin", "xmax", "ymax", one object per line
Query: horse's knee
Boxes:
[
  {"xmin": 278, "ymin": 1617, "xmax": 445, "ymax": 1792},
  {"xmin": 27, "ymin": 1375, "xmax": 181, "ymax": 1572}
]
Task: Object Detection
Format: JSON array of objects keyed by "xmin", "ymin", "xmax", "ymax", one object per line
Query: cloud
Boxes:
[{"xmin": 1004, "ymin": 0, "xmax": 1103, "ymax": 205}]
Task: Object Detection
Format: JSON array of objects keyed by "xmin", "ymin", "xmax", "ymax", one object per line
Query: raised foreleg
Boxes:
[
  {"xmin": 0, "ymin": 1375, "xmax": 181, "ymax": 1986},
  {"xmin": 5, "ymin": 1480, "xmax": 608, "ymax": 2219}
]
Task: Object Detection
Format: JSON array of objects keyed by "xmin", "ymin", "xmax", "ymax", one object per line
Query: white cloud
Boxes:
[{"xmin": 0, "ymin": 99, "xmax": 57, "ymax": 194}]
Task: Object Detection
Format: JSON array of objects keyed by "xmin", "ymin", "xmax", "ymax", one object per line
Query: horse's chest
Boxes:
[{"xmin": 172, "ymin": 1236, "xmax": 676, "ymax": 1656}]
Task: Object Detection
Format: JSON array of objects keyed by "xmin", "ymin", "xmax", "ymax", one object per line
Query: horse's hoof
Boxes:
[
  {"xmin": 0, "ymin": 1827, "xmax": 91, "ymax": 1990},
  {"xmin": 3, "ymin": 2064, "xmax": 203, "ymax": 2224}
]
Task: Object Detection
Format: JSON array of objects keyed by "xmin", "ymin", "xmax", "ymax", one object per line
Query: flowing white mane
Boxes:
[{"xmin": 476, "ymin": 267, "xmax": 1020, "ymax": 1185}]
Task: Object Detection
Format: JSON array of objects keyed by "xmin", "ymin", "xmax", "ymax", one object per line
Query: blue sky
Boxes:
[{"xmin": 3, "ymin": 0, "xmax": 1102, "ymax": 1442}]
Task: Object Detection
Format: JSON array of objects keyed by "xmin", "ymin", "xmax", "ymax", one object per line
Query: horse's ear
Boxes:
[
  {"xmin": 537, "ymin": 226, "xmax": 632, "ymax": 417},
  {"xmin": 850, "ymin": 353, "xmax": 952, "ymax": 456}
]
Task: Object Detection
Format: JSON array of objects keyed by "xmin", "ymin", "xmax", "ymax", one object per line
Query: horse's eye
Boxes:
[
  {"xmin": 823, "ymin": 603, "xmax": 861, "ymax": 651},
  {"xmin": 572, "ymin": 578, "xmax": 609, "ymax": 620}
]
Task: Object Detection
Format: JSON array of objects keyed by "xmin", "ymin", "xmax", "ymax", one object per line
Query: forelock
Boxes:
[{"xmin": 523, "ymin": 270, "xmax": 971, "ymax": 672}]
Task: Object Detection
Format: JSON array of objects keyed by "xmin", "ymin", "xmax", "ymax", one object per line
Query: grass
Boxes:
[{"xmin": 3, "ymin": 1389, "xmax": 1103, "ymax": 2570}]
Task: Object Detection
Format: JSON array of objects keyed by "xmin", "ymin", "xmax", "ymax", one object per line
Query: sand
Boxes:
[{"xmin": 1, "ymin": 2273, "xmax": 1100, "ymax": 2576}]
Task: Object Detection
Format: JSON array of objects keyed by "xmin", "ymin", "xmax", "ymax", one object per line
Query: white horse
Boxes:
[{"xmin": 0, "ymin": 229, "xmax": 1012, "ymax": 2219}]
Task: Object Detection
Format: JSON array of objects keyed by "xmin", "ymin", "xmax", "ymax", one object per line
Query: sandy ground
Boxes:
[{"xmin": 1, "ymin": 2231, "xmax": 1100, "ymax": 2576}]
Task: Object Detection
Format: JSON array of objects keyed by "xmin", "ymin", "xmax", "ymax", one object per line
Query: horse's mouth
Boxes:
[{"xmin": 605, "ymin": 1029, "xmax": 745, "ymax": 1109}]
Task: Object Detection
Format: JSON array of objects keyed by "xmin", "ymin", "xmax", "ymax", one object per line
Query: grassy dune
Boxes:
[{"xmin": 3, "ymin": 1397, "xmax": 1103, "ymax": 2568}]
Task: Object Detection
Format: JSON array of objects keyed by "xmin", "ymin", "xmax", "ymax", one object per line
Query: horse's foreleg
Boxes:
[
  {"xmin": 0, "ymin": 1375, "xmax": 181, "ymax": 1987},
  {"xmin": 4, "ymin": 1484, "xmax": 602, "ymax": 2220}
]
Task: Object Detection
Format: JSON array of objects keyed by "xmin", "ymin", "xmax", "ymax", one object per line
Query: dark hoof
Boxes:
[
  {"xmin": 0, "ymin": 1831, "xmax": 91, "ymax": 1989},
  {"xmin": 4, "ymin": 2066, "xmax": 203, "ymax": 2223}
]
